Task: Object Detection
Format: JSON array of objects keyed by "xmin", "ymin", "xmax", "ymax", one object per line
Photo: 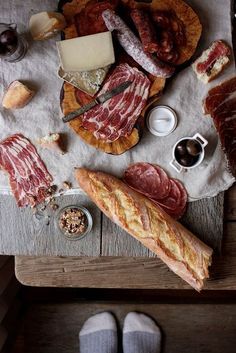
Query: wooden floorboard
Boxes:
[{"xmin": 17, "ymin": 302, "xmax": 236, "ymax": 353}]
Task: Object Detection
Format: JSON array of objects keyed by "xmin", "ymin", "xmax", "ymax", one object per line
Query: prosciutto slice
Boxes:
[
  {"xmin": 203, "ymin": 76, "xmax": 236, "ymax": 177},
  {"xmin": 0, "ymin": 134, "xmax": 53, "ymax": 207},
  {"xmin": 123, "ymin": 162, "xmax": 187, "ymax": 219},
  {"xmin": 80, "ymin": 63, "xmax": 150, "ymax": 142}
]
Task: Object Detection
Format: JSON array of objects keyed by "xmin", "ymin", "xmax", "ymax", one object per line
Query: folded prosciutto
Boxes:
[
  {"xmin": 0, "ymin": 134, "xmax": 53, "ymax": 207},
  {"xmin": 80, "ymin": 63, "xmax": 150, "ymax": 143},
  {"xmin": 203, "ymin": 76, "xmax": 236, "ymax": 177}
]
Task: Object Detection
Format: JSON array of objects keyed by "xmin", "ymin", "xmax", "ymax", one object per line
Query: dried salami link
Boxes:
[
  {"xmin": 130, "ymin": 8, "xmax": 159, "ymax": 54},
  {"xmin": 102, "ymin": 9, "xmax": 175, "ymax": 78}
]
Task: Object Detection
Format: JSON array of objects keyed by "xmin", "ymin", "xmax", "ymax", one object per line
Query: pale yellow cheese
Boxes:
[{"xmin": 56, "ymin": 31, "xmax": 115, "ymax": 72}]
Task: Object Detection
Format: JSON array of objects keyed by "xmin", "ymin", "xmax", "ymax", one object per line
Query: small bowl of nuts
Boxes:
[{"xmin": 56, "ymin": 205, "xmax": 93, "ymax": 240}]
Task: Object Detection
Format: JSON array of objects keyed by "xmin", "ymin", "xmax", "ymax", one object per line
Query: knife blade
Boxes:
[{"xmin": 62, "ymin": 80, "xmax": 133, "ymax": 123}]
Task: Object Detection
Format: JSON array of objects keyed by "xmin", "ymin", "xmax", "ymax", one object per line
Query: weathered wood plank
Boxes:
[
  {"xmin": 102, "ymin": 193, "xmax": 224, "ymax": 256},
  {"xmin": 14, "ymin": 222, "xmax": 236, "ymax": 290},
  {"xmin": 181, "ymin": 192, "xmax": 224, "ymax": 252},
  {"xmin": 0, "ymin": 195, "xmax": 101, "ymax": 256},
  {"xmin": 22, "ymin": 302, "xmax": 236, "ymax": 353}
]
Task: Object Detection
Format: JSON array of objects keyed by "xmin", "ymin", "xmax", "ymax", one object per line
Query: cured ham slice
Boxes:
[
  {"xmin": 80, "ymin": 63, "xmax": 150, "ymax": 143},
  {"xmin": 203, "ymin": 76, "xmax": 236, "ymax": 177},
  {"xmin": 123, "ymin": 162, "xmax": 187, "ymax": 219},
  {"xmin": 0, "ymin": 134, "xmax": 53, "ymax": 207}
]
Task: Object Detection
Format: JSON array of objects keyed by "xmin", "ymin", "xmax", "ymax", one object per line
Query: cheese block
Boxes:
[
  {"xmin": 58, "ymin": 66, "xmax": 110, "ymax": 96},
  {"xmin": 56, "ymin": 31, "xmax": 115, "ymax": 72},
  {"xmin": 29, "ymin": 12, "xmax": 66, "ymax": 41}
]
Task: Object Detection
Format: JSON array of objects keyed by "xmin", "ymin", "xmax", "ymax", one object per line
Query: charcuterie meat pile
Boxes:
[
  {"xmin": 204, "ymin": 76, "xmax": 236, "ymax": 177},
  {"xmin": 102, "ymin": 9, "xmax": 175, "ymax": 77},
  {"xmin": 130, "ymin": 8, "xmax": 186, "ymax": 64},
  {"xmin": 81, "ymin": 63, "xmax": 150, "ymax": 142},
  {"xmin": 0, "ymin": 134, "xmax": 53, "ymax": 207},
  {"xmin": 123, "ymin": 162, "xmax": 187, "ymax": 219}
]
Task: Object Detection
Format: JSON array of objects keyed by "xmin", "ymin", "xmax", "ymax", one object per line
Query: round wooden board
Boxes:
[{"xmin": 59, "ymin": 0, "xmax": 201, "ymax": 154}]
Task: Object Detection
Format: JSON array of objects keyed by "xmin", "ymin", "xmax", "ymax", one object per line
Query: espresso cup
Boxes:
[{"xmin": 170, "ymin": 133, "xmax": 208, "ymax": 173}]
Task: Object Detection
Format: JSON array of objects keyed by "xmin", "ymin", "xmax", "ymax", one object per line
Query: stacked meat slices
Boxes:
[
  {"xmin": 81, "ymin": 63, "xmax": 150, "ymax": 142},
  {"xmin": 0, "ymin": 134, "xmax": 53, "ymax": 207},
  {"xmin": 123, "ymin": 163, "xmax": 187, "ymax": 219},
  {"xmin": 204, "ymin": 77, "xmax": 236, "ymax": 177}
]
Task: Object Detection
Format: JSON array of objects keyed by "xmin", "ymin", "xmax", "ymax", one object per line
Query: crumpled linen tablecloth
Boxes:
[{"xmin": 0, "ymin": 0, "xmax": 235, "ymax": 201}]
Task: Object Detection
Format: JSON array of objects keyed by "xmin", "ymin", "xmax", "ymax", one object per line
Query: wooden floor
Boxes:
[{"xmin": 12, "ymin": 301, "xmax": 236, "ymax": 353}]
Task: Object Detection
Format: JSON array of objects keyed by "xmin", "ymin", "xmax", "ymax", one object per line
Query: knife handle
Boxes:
[{"xmin": 62, "ymin": 100, "xmax": 98, "ymax": 123}]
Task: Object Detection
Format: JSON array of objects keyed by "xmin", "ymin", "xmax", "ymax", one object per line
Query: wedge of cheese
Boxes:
[{"xmin": 56, "ymin": 31, "xmax": 115, "ymax": 72}]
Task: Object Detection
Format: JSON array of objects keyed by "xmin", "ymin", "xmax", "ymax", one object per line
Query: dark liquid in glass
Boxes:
[
  {"xmin": 0, "ymin": 24, "xmax": 27, "ymax": 62},
  {"xmin": 0, "ymin": 29, "xmax": 18, "ymax": 56}
]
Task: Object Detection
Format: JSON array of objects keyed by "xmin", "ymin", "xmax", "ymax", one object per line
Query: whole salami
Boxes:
[
  {"xmin": 102, "ymin": 9, "xmax": 175, "ymax": 78},
  {"xmin": 130, "ymin": 9, "xmax": 159, "ymax": 54}
]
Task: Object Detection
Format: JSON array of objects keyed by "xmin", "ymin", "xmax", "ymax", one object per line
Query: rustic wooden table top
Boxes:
[{"xmin": 14, "ymin": 184, "xmax": 236, "ymax": 290}]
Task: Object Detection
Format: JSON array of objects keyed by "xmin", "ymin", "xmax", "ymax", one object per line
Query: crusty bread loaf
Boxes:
[
  {"xmin": 75, "ymin": 168, "xmax": 213, "ymax": 291},
  {"xmin": 2, "ymin": 81, "xmax": 35, "ymax": 109}
]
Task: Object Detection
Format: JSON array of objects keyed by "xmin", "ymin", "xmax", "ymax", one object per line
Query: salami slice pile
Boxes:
[
  {"xmin": 123, "ymin": 163, "xmax": 187, "ymax": 219},
  {"xmin": 0, "ymin": 134, "xmax": 53, "ymax": 207}
]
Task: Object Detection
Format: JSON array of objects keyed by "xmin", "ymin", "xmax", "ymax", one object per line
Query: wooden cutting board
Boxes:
[{"xmin": 0, "ymin": 192, "xmax": 223, "ymax": 257}]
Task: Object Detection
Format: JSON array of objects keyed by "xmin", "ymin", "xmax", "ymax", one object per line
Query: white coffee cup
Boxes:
[{"xmin": 170, "ymin": 133, "xmax": 208, "ymax": 173}]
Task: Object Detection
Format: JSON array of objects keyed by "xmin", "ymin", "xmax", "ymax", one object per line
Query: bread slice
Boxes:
[
  {"xmin": 37, "ymin": 133, "xmax": 65, "ymax": 154},
  {"xmin": 75, "ymin": 168, "xmax": 213, "ymax": 291},
  {"xmin": 192, "ymin": 40, "xmax": 231, "ymax": 84}
]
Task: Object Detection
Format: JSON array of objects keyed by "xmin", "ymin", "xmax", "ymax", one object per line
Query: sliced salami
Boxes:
[
  {"xmin": 154, "ymin": 179, "xmax": 187, "ymax": 219},
  {"xmin": 123, "ymin": 162, "xmax": 170, "ymax": 200},
  {"xmin": 123, "ymin": 163, "xmax": 188, "ymax": 220}
]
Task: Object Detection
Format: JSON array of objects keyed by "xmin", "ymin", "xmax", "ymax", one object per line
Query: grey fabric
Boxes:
[
  {"xmin": 80, "ymin": 329, "xmax": 117, "ymax": 353},
  {"xmin": 123, "ymin": 332, "xmax": 161, "ymax": 353}
]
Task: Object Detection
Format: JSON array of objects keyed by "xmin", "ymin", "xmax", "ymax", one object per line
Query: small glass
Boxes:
[
  {"xmin": 55, "ymin": 205, "xmax": 93, "ymax": 241},
  {"xmin": 0, "ymin": 23, "xmax": 28, "ymax": 62}
]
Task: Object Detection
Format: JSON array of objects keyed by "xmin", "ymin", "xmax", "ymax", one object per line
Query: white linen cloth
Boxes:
[{"xmin": 0, "ymin": 0, "xmax": 235, "ymax": 201}]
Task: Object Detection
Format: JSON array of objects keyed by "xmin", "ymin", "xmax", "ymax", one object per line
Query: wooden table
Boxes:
[{"xmin": 14, "ymin": 184, "xmax": 236, "ymax": 290}]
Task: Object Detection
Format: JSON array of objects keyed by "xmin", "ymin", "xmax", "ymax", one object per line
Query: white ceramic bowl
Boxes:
[{"xmin": 170, "ymin": 133, "xmax": 208, "ymax": 173}]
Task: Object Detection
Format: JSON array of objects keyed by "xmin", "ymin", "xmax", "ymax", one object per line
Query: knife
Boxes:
[{"xmin": 62, "ymin": 80, "xmax": 133, "ymax": 123}]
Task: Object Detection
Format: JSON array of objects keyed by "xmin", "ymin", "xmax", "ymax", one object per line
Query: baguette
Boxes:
[{"xmin": 75, "ymin": 168, "xmax": 213, "ymax": 291}]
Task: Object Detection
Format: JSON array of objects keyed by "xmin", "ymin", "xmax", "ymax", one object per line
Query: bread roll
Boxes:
[
  {"xmin": 2, "ymin": 81, "xmax": 35, "ymax": 109},
  {"xmin": 75, "ymin": 168, "xmax": 213, "ymax": 291},
  {"xmin": 29, "ymin": 12, "xmax": 66, "ymax": 41}
]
